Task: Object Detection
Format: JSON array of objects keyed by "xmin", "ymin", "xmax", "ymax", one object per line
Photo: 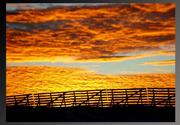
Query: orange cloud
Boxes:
[
  {"xmin": 6, "ymin": 66, "xmax": 175, "ymax": 96},
  {"xmin": 131, "ymin": 3, "xmax": 175, "ymax": 13},
  {"xmin": 6, "ymin": 3, "xmax": 176, "ymax": 62},
  {"xmin": 142, "ymin": 60, "xmax": 175, "ymax": 66}
]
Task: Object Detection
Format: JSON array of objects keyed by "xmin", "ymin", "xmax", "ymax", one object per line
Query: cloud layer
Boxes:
[
  {"xmin": 6, "ymin": 3, "xmax": 176, "ymax": 62},
  {"xmin": 6, "ymin": 66, "xmax": 175, "ymax": 96},
  {"xmin": 142, "ymin": 59, "xmax": 175, "ymax": 66}
]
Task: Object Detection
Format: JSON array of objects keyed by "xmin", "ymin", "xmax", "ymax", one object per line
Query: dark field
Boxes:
[
  {"xmin": 6, "ymin": 88, "xmax": 175, "ymax": 122},
  {"xmin": 6, "ymin": 105, "xmax": 175, "ymax": 122}
]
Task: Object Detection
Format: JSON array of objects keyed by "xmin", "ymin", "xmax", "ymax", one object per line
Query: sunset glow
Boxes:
[
  {"xmin": 6, "ymin": 3, "xmax": 176, "ymax": 96},
  {"xmin": 6, "ymin": 66, "xmax": 175, "ymax": 96}
]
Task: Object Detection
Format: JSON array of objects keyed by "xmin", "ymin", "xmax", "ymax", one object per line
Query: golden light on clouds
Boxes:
[
  {"xmin": 143, "ymin": 60, "xmax": 175, "ymax": 66},
  {"xmin": 131, "ymin": 3, "xmax": 176, "ymax": 13},
  {"xmin": 6, "ymin": 3, "xmax": 175, "ymax": 62},
  {"xmin": 6, "ymin": 4, "xmax": 176, "ymax": 96},
  {"xmin": 6, "ymin": 66, "xmax": 175, "ymax": 96}
]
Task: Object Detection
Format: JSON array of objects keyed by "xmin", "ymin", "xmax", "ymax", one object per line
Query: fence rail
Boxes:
[{"xmin": 6, "ymin": 88, "xmax": 175, "ymax": 107}]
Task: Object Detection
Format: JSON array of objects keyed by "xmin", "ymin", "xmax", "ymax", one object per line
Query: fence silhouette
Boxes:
[{"xmin": 6, "ymin": 88, "xmax": 175, "ymax": 107}]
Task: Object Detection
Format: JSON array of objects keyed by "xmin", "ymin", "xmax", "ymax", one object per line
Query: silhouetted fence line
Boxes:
[{"xmin": 6, "ymin": 88, "xmax": 175, "ymax": 107}]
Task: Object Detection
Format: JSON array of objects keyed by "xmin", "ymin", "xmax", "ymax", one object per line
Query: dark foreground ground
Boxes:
[{"xmin": 6, "ymin": 105, "xmax": 175, "ymax": 122}]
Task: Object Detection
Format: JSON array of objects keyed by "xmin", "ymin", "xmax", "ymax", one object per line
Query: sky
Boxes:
[
  {"xmin": 6, "ymin": 3, "xmax": 176, "ymax": 95},
  {"xmin": 6, "ymin": 3, "xmax": 175, "ymax": 74}
]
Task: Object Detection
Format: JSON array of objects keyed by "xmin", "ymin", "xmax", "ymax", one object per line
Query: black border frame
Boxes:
[{"xmin": 1, "ymin": 0, "xmax": 179, "ymax": 125}]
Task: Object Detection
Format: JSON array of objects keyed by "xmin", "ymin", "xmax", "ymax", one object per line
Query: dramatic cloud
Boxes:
[
  {"xmin": 6, "ymin": 3, "xmax": 175, "ymax": 62},
  {"xmin": 6, "ymin": 4, "xmax": 176, "ymax": 96}
]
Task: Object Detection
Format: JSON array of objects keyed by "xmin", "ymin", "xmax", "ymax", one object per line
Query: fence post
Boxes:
[
  {"xmin": 167, "ymin": 88, "xmax": 170, "ymax": 106},
  {"xmin": 146, "ymin": 88, "xmax": 149, "ymax": 105},
  {"xmin": 26, "ymin": 95, "xmax": 29, "ymax": 106},
  {"xmin": 106, "ymin": 89, "xmax": 109, "ymax": 103},
  {"xmin": 140, "ymin": 89, "xmax": 143, "ymax": 104},
  {"xmin": 37, "ymin": 93, "xmax": 40, "ymax": 106},
  {"xmin": 14, "ymin": 96, "xmax": 17, "ymax": 106},
  {"xmin": 111, "ymin": 89, "xmax": 114, "ymax": 106},
  {"xmin": 125, "ymin": 89, "xmax": 128, "ymax": 105},
  {"xmin": 32, "ymin": 93, "xmax": 36, "ymax": 107},
  {"xmin": 99, "ymin": 90, "xmax": 103, "ymax": 107},
  {"xmin": 50, "ymin": 93, "xmax": 53, "ymax": 107},
  {"xmin": 63, "ymin": 92, "xmax": 66, "ymax": 107},
  {"xmin": 152, "ymin": 89, "xmax": 155, "ymax": 106},
  {"xmin": 138, "ymin": 89, "xmax": 142, "ymax": 104},
  {"xmin": 73, "ymin": 91, "xmax": 76, "ymax": 106},
  {"xmin": 86, "ymin": 91, "xmax": 89, "ymax": 106}
]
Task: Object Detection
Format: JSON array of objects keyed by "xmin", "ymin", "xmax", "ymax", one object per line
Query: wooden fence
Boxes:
[{"xmin": 6, "ymin": 88, "xmax": 175, "ymax": 107}]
